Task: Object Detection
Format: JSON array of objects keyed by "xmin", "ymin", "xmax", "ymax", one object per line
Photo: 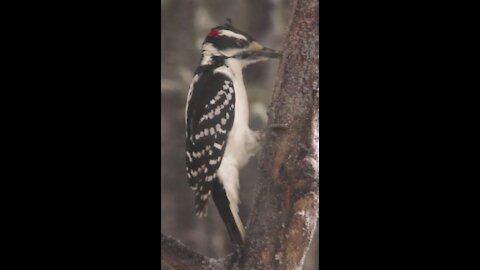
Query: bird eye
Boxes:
[{"xmin": 235, "ymin": 40, "xmax": 246, "ymax": 47}]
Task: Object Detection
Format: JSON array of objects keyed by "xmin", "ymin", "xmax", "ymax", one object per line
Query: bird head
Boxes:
[{"xmin": 201, "ymin": 19, "xmax": 281, "ymax": 67}]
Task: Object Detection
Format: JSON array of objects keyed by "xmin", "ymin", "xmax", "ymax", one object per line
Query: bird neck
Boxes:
[{"xmin": 225, "ymin": 58, "xmax": 244, "ymax": 79}]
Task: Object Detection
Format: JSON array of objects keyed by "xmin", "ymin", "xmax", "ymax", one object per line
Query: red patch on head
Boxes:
[{"xmin": 208, "ymin": 29, "xmax": 221, "ymax": 37}]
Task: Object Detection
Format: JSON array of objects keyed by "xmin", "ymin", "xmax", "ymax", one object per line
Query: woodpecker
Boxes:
[{"xmin": 185, "ymin": 20, "xmax": 281, "ymax": 245}]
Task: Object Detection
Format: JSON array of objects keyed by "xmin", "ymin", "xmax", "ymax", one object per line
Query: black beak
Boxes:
[
  {"xmin": 233, "ymin": 44, "xmax": 282, "ymax": 60},
  {"xmin": 257, "ymin": 47, "xmax": 282, "ymax": 58}
]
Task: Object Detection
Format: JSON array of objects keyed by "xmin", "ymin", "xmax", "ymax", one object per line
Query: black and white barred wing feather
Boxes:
[{"xmin": 185, "ymin": 70, "xmax": 235, "ymax": 217}]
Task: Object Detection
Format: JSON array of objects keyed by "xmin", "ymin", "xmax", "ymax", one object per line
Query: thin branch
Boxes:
[{"xmin": 161, "ymin": 233, "xmax": 232, "ymax": 270}]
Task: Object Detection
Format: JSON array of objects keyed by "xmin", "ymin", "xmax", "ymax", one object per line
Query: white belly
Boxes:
[
  {"xmin": 222, "ymin": 73, "xmax": 257, "ymax": 169},
  {"xmin": 216, "ymin": 60, "xmax": 259, "ymax": 211}
]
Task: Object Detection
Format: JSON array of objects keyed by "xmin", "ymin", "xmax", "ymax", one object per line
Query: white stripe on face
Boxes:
[
  {"xmin": 219, "ymin": 30, "xmax": 247, "ymax": 41},
  {"xmin": 201, "ymin": 43, "xmax": 221, "ymax": 56}
]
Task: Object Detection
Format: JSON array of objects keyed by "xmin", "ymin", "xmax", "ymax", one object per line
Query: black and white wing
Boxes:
[{"xmin": 185, "ymin": 69, "xmax": 235, "ymax": 217}]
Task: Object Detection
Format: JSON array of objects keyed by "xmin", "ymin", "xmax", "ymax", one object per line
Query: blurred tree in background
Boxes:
[{"xmin": 161, "ymin": 0, "xmax": 318, "ymax": 269}]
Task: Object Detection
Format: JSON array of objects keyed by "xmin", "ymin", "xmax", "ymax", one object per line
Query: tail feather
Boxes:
[{"xmin": 211, "ymin": 180, "xmax": 245, "ymax": 245}]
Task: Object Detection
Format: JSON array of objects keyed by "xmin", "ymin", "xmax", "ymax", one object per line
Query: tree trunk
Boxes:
[
  {"xmin": 240, "ymin": 0, "xmax": 319, "ymax": 268},
  {"xmin": 161, "ymin": 0, "xmax": 319, "ymax": 268}
]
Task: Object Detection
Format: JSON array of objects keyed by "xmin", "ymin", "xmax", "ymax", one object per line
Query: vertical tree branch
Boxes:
[{"xmin": 240, "ymin": 0, "xmax": 319, "ymax": 268}]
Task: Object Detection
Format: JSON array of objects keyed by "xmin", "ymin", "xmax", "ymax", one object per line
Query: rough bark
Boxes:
[
  {"xmin": 240, "ymin": 0, "xmax": 319, "ymax": 268},
  {"xmin": 161, "ymin": 0, "xmax": 319, "ymax": 268}
]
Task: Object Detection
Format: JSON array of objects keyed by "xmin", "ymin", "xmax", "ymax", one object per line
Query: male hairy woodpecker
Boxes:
[{"xmin": 185, "ymin": 20, "xmax": 281, "ymax": 245}]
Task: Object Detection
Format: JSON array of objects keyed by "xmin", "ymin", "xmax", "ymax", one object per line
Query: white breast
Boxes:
[{"xmin": 221, "ymin": 59, "xmax": 258, "ymax": 168}]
